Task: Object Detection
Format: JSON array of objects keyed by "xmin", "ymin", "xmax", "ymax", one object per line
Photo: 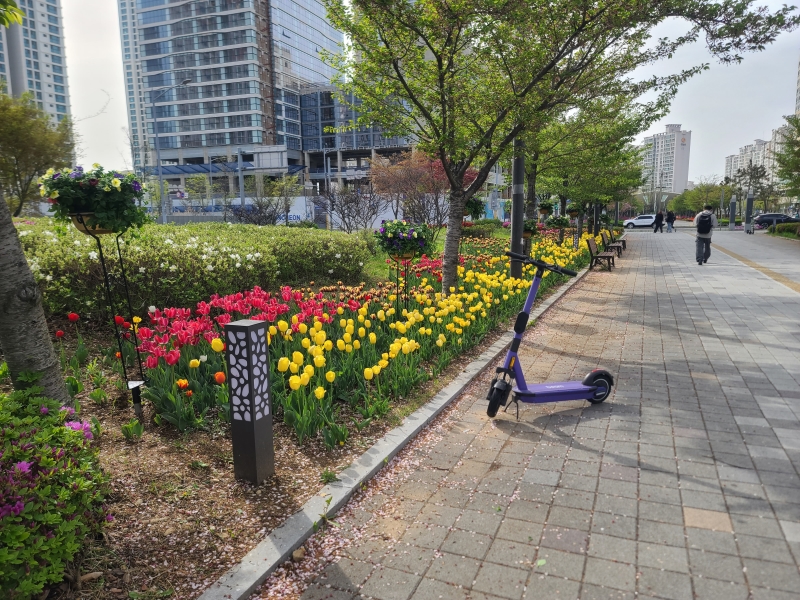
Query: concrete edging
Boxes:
[{"xmin": 198, "ymin": 262, "xmax": 594, "ymax": 600}]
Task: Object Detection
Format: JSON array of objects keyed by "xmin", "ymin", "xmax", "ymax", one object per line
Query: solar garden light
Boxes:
[{"xmin": 224, "ymin": 320, "xmax": 275, "ymax": 483}]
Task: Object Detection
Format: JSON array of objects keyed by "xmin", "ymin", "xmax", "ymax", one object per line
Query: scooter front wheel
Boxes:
[
  {"xmin": 585, "ymin": 372, "xmax": 613, "ymax": 404},
  {"xmin": 487, "ymin": 387, "xmax": 504, "ymax": 418}
]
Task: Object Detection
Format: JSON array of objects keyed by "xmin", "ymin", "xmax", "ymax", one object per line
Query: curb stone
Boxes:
[{"xmin": 198, "ymin": 260, "xmax": 596, "ymax": 600}]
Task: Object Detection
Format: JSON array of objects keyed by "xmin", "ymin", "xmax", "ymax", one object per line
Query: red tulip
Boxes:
[
  {"xmin": 145, "ymin": 355, "xmax": 159, "ymax": 369},
  {"xmin": 122, "ymin": 321, "xmax": 131, "ymax": 330},
  {"xmin": 164, "ymin": 349, "xmax": 181, "ymax": 366},
  {"xmin": 67, "ymin": 312, "xmax": 79, "ymax": 322},
  {"xmin": 114, "ymin": 315, "xmax": 125, "ymax": 325},
  {"xmin": 55, "ymin": 330, "xmax": 64, "ymax": 338}
]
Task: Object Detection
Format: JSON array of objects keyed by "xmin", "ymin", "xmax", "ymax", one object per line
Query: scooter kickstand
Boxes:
[{"xmin": 503, "ymin": 396, "xmax": 520, "ymax": 421}]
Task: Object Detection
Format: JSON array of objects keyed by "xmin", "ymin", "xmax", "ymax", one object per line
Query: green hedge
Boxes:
[
  {"xmin": 461, "ymin": 224, "xmax": 496, "ymax": 238},
  {"xmin": 0, "ymin": 387, "xmax": 107, "ymax": 597},
  {"xmin": 17, "ymin": 220, "xmax": 371, "ymax": 317},
  {"xmin": 718, "ymin": 218, "xmax": 742, "ymax": 226},
  {"xmin": 769, "ymin": 223, "xmax": 800, "ymax": 235}
]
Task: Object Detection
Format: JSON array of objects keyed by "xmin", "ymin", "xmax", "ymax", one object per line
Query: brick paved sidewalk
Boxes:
[{"xmin": 300, "ymin": 233, "xmax": 800, "ymax": 600}]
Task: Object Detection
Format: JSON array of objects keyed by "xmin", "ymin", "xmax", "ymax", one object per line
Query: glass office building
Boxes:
[
  {"xmin": 2, "ymin": 0, "xmax": 71, "ymax": 121},
  {"xmin": 120, "ymin": 0, "xmax": 341, "ymax": 174}
]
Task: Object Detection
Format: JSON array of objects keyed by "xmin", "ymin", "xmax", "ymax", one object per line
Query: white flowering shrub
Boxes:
[{"xmin": 15, "ymin": 220, "xmax": 370, "ymax": 317}]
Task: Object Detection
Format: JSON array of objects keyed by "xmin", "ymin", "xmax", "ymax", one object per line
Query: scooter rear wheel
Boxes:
[
  {"xmin": 487, "ymin": 387, "xmax": 505, "ymax": 418},
  {"xmin": 585, "ymin": 373, "xmax": 613, "ymax": 404}
]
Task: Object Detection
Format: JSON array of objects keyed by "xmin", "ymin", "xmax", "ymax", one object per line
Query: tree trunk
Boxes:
[
  {"xmin": 524, "ymin": 155, "xmax": 538, "ymax": 219},
  {"xmin": 577, "ymin": 213, "xmax": 584, "ymax": 239},
  {"xmin": 558, "ymin": 194, "xmax": 567, "ymax": 243},
  {"xmin": 441, "ymin": 188, "xmax": 466, "ymax": 294},
  {"xmin": 0, "ymin": 197, "xmax": 69, "ymax": 404}
]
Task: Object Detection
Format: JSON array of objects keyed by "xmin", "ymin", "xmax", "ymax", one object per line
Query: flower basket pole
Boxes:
[
  {"xmin": 75, "ymin": 219, "xmax": 147, "ymax": 418},
  {"xmin": 40, "ymin": 166, "xmax": 149, "ymax": 418},
  {"xmin": 388, "ymin": 253, "xmax": 416, "ymax": 313},
  {"xmin": 376, "ymin": 220, "xmax": 430, "ymax": 314}
]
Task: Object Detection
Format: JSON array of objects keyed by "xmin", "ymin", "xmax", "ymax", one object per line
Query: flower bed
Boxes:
[
  {"xmin": 0, "ymin": 385, "xmax": 107, "ymax": 597},
  {"xmin": 128, "ymin": 233, "xmax": 596, "ymax": 445},
  {"xmin": 16, "ymin": 220, "xmax": 371, "ymax": 317}
]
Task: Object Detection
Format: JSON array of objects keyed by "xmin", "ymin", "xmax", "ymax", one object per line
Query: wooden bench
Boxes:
[
  {"xmin": 609, "ymin": 229, "xmax": 626, "ymax": 250},
  {"xmin": 587, "ymin": 237, "xmax": 615, "ymax": 271},
  {"xmin": 601, "ymin": 231, "xmax": 624, "ymax": 257}
]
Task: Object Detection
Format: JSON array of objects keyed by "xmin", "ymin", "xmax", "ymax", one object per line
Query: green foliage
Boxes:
[
  {"xmin": 40, "ymin": 165, "xmax": 148, "ymax": 233},
  {"xmin": 769, "ymin": 223, "xmax": 800, "ymax": 236},
  {"xmin": 0, "ymin": 362, "xmax": 8, "ymax": 382},
  {"xmin": 374, "ymin": 220, "xmax": 432, "ymax": 257},
  {"xmin": 472, "ymin": 218, "xmax": 502, "ymax": 228},
  {"xmin": 0, "ymin": 387, "xmax": 107, "ymax": 597},
  {"xmin": 88, "ymin": 388, "xmax": 108, "ymax": 406},
  {"xmin": 775, "ymin": 115, "xmax": 800, "ymax": 199},
  {"xmin": 287, "ymin": 220, "xmax": 319, "ymax": 228},
  {"xmin": 461, "ymin": 224, "xmax": 495, "ymax": 238},
  {"xmin": 0, "ymin": 1, "xmax": 24, "ymax": 27},
  {"xmin": 120, "ymin": 418, "xmax": 144, "ymax": 441},
  {"xmin": 320, "ymin": 468, "xmax": 338, "ymax": 484},
  {"xmin": 64, "ymin": 375, "xmax": 83, "ymax": 399},
  {"xmin": 141, "ymin": 385, "xmax": 206, "ymax": 432},
  {"xmin": 16, "ymin": 220, "xmax": 370, "ymax": 316},
  {"xmin": 545, "ymin": 215, "xmax": 571, "ymax": 229},
  {"xmin": 464, "ymin": 196, "xmax": 485, "ymax": 220},
  {"xmin": 523, "ymin": 220, "xmax": 539, "ymax": 233},
  {"xmin": 0, "ymin": 91, "xmax": 74, "ymax": 216}
]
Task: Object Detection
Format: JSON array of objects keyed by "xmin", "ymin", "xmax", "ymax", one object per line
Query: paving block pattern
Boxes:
[{"xmin": 299, "ymin": 232, "xmax": 800, "ymax": 600}]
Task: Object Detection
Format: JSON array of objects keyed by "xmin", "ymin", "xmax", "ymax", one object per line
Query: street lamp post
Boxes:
[{"xmin": 152, "ymin": 78, "xmax": 192, "ymax": 224}]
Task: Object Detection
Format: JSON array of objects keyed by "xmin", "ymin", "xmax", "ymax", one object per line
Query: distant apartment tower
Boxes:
[
  {"xmin": 119, "ymin": 0, "xmax": 342, "ymax": 179},
  {"xmin": 639, "ymin": 124, "xmax": 692, "ymax": 194},
  {"xmin": 1, "ymin": 0, "xmax": 70, "ymax": 121},
  {"xmin": 726, "ymin": 129, "xmax": 789, "ymax": 184}
]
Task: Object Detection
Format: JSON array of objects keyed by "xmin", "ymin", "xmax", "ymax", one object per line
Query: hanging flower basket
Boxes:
[
  {"xmin": 567, "ymin": 208, "xmax": 580, "ymax": 218},
  {"xmin": 40, "ymin": 164, "xmax": 147, "ymax": 234},
  {"xmin": 375, "ymin": 220, "xmax": 432, "ymax": 258},
  {"xmin": 537, "ymin": 200, "xmax": 554, "ymax": 216},
  {"xmin": 70, "ymin": 213, "xmax": 114, "ymax": 235},
  {"xmin": 522, "ymin": 219, "xmax": 538, "ymax": 238}
]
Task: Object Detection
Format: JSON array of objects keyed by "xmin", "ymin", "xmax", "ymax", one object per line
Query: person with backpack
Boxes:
[
  {"xmin": 653, "ymin": 210, "xmax": 664, "ymax": 233},
  {"xmin": 666, "ymin": 210, "xmax": 676, "ymax": 233},
  {"xmin": 693, "ymin": 204, "xmax": 719, "ymax": 265}
]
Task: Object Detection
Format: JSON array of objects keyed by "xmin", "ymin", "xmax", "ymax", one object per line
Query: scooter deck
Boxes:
[{"xmin": 513, "ymin": 380, "xmax": 597, "ymax": 404}]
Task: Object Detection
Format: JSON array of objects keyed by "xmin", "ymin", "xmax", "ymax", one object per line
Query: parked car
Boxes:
[
  {"xmin": 623, "ymin": 214, "xmax": 656, "ymax": 228},
  {"xmin": 754, "ymin": 213, "xmax": 800, "ymax": 226}
]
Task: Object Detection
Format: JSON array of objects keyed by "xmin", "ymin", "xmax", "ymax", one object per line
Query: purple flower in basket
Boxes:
[
  {"xmin": 69, "ymin": 171, "xmax": 81, "ymax": 179},
  {"xmin": 131, "ymin": 180, "xmax": 142, "ymax": 192},
  {"xmin": 379, "ymin": 227, "xmax": 385, "ymax": 233},
  {"xmin": 52, "ymin": 173, "xmax": 61, "ymax": 179}
]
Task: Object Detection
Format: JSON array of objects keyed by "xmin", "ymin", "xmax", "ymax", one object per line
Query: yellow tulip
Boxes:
[
  {"xmin": 289, "ymin": 362, "xmax": 299, "ymax": 374},
  {"xmin": 300, "ymin": 372, "xmax": 310, "ymax": 386},
  {"xmin": 211, "ymin": 338, "xmax": 224, "ymax": 352},
  {"xmin": 353, "ymin": 340, "xmax": 361, "ymax": 350},
  {"xmin": 343, "ymin": 332, "xmax": 352, "ymax": 343},
  {"xmin": 314, "ymin": 386, "xmax": 326, "ymax": 400},
  {"xmin": 377, "ymin": 310, "xmax": 385, "ymax": 321},
  {"xmin": 324, "ymin": 340, "xmax": 333, "ymax": 351},
  {"xmin": 337, "ymin": 339, "xmax": 346, "ymax": 351},
  {"xmin": 189, "ymin": 359, "xmax": 200, "ymax": 368},
  {"xmin": 315, "ymin": 331, "xmax": 327, "ymax": 345},
  {"xmin": 364, "ymin": 368, "xmax": 374, "ymax": 381},
  {"xmin": 358, "ymin": 327, "xmax": 365, "ymax": 338},
  {"xmin": 301, "ymin": 337, "xmax": 311, "ymax": 349},
  {"xmin": 337, "ymin": 306, "xmax": 344, "ymax": 315},
  {"xmin": 298, "ymin": 323, "xmax": 308, "ymax": 334},
  {"xmin": 325, "ymin": 370, "xmax": 336, "ymax": 383},
  {"xmin": 292, "ymin": 351, "xmax": 304, "ymax": 365},
  {"xmin": 277, "ymin": 357, "xmax": 290, "ymax": 372},
  {"xmin": 291, "ymin": 315, "xmax": 298, "ymax": 324},
  {"xmin": 340, "ymin": 319, "xmax": 347, "ymax": 328},
  {"xmin": 369, "ymin": 332, "xmax": 377, "ymax": 344},
  {"xmin": 371, "ymin": 365, "xmax": 381, "ymax": 376},
  {"xmin": 132, "ymin": 316, "xmax": 142, "ymax": 324},
  {"xmin": 345, "ymin": 324, "xmax": 354, "ymax": 335},
  {"xmin": 288, "ymin": 375, "xmax": 301, "ymax": 390},
  {"xmin": 378, "ymin": 359, "xmax": 389, "ymax": 368},
  {"xmin": 304, "ymin": 364, "xmax": 314, "ymax": 376},
  {"xmin": 345, "ymin": 344, "xmax": 353, "ymax": 353},
  {"xmin": 314, "ymin": 355, "xmax": 326, "ymax": 368},
  {"xmin": 313, "ymin": 320, "xmax": 323, "ymax": 332},
  {"xmin": 269, "ymin": 325, "xmax": 277, "ymax": 336},
  {"xmin": 277, "ymin": 320, "xmax": 288, "ymax": 333},
  {"xmin": 364, "ymin": 319, "xmax": 371, "ymax": 328}
]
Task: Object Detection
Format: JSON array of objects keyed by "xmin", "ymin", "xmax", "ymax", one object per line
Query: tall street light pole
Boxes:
[{"xmin": 152, "ymin": 78, "xmax": 192, "ymax": 224}]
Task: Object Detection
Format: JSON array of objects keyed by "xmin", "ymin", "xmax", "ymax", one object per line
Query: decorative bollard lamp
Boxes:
[{"xmin": 224, "ymin": 320, "xmax": 275, "ymax": 484}]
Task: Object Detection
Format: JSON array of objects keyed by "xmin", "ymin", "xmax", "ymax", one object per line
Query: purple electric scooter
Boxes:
[{"xmin": 487, "ymin": 251, "xmax": 614, "ymax": 419}]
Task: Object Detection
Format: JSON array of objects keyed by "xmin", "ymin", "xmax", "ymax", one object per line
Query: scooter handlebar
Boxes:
[{"xmin": 505, "ymin": 251, "xmax": 578, "ymax": 277}]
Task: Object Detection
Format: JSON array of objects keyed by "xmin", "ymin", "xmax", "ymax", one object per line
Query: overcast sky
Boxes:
[{"xmin": 62, "ymin": 1, "xmax": 800, "ymax": 181}]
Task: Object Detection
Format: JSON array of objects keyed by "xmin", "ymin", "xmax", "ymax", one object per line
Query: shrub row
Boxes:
[
  {"xmin": 0, "ymin": 386, "xmax": 107, "ymax": 596},
  {"xmin": 769, "ymin": 223, "xmax": 800, "ymax": 235},
  {"xmin": 17, "ymin": 220, "xmax": 372, "ymax": 318}
]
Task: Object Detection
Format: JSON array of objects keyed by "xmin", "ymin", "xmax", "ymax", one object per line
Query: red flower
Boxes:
[
  {"xmin": 123, "ymin": 321, "xmax": 131, "ymax": 330},
  {"xmin": 214, "ymin": 372, "xmax": 226, "ymax": 384},
  {"xmin": 55, "ymin": 330, "xmax": 64, "ymax": 338},
  {"xmin": 68, "ymin": 312, "xmax": 79, "ymax": 322},
  {"xmin": 145, "ymin": 355, "xmax": 159, "ymax": 369},
  {"xmin": 114, "ymin": 316, "xmax": 125, "ymax": 325},
  {"xmin": 164, "ymin": 349, "xmax": 181, "ymax": 366}
]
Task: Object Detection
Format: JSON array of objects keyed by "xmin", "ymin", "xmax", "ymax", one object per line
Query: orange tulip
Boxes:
[{"xmin": 214, "ymin": 371, "xmax": 226, "ymax": 384}]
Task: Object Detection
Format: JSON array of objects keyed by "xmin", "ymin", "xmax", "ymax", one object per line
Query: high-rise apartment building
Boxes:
[
  {"xmin": 1, "ymin": 0, "xmax": 71, "ymax": 121},
  {"xmin": 725, "ymin": 129, "xmax": 788, "ymax": 184},
  {"xmin": 639, "ymin": 124, "xmax": 692, "ymax": 194},
  {"xmin": 119, "ymin": 0, "xmax": 342, "ymax": 182}
]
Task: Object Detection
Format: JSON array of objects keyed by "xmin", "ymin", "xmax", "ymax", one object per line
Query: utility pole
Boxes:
[
  {"xmin": 237, "ymin": 147, "xmax": 245, "ymax": 207},
  {"xmin": 510, "ymin": 138, "xmax": 525, "ymax": 278}
]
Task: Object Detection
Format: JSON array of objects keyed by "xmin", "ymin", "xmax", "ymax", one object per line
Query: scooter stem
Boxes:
[{"xmin": 502, "ymin": 266, "xmax": 545, "ymax": 390}]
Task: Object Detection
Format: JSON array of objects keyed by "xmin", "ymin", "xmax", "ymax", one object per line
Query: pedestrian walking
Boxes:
[
  {"xmin": 693, "ymin": 204, "xmax": 719, "ymax": 265},
  {"xmin": 666, "ymin": 210, "xmax": 676, "ymax": 233},
  {"xmin": 653, "ymin": 210, "xmax": 664, "ymax": 233}
]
